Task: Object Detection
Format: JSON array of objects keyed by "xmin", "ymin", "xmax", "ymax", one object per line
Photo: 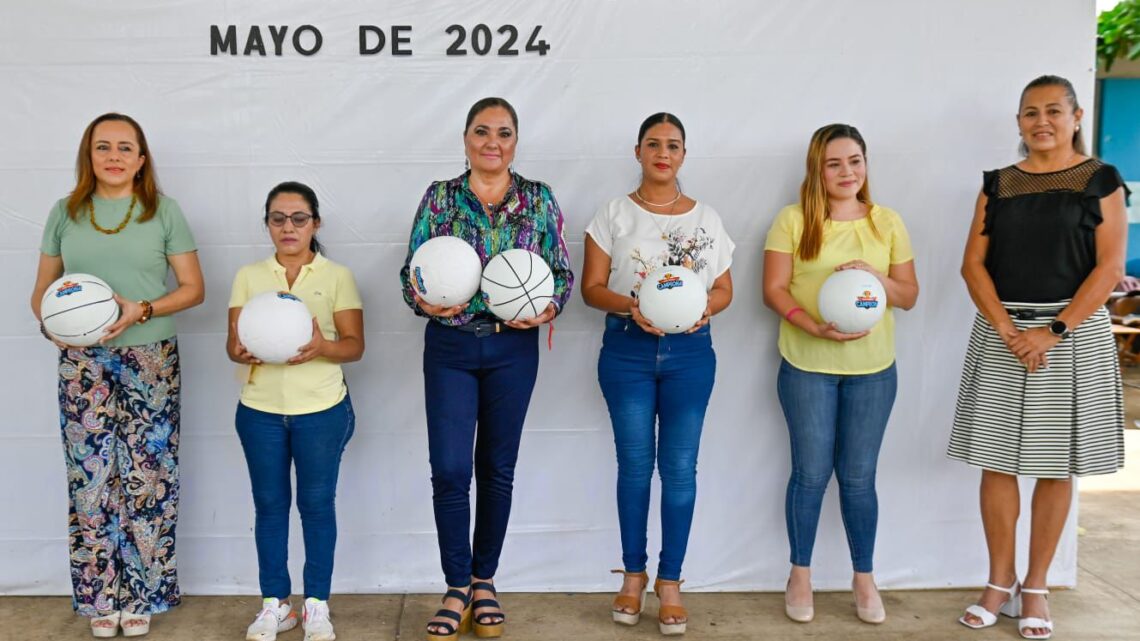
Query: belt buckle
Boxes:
[
  {"xmin": 1014, "ymin": 309, "xmax": 1036, "ymax": 320},
  {"xmin": 474, "ymin": 321, "xmax": 498, "ymax": 338}
]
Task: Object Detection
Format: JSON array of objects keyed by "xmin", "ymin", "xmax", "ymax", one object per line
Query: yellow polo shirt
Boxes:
[
  {"xmin": 764, "ymin": 204, "xmax": 914, "ymax": 375},
  {"xmin": 229, "ymin": 253, "xmax": 363, "ymax": 415}
]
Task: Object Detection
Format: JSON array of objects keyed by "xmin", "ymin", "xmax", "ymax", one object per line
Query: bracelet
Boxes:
[
  {"xmin": 137, "ymin": 300, "xmax": 153, "ymax": 325},
  {"xmin": 785, "ymin": 306, "xmax": 805, "ymax": 321}
]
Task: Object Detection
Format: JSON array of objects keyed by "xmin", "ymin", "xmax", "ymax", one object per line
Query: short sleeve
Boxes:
[
  {"xmin": 709, "ymin": 206, "xmax": 735, "ymax": 278},
  {"xmin": 39, "ymin": 200, "xmax": 66, "ymax": 256},
  {"xmin": 1086, "ymin": 163, "xmax": 1132, "ymax": 203},
  {"xmin": 888, "ymin": 212, "xmax": 915, "ymax": 265},
  {"xmin": 160, "ymin": 198, "xmax": 197, "ymax": 255},
  {"xmin": 333, "ymin": 266, "xmax": 364, "ymax": 312},
  {"xmin": 584, "ymin": 203, "xmax": 614, "ymax": 256},
  {"xmin": 764, "ymin": 206, "xmax": 798, "ymax": 254},
  {"xmin": 228, "ymin": 267, "xmax": 250, "ymax": 308}
]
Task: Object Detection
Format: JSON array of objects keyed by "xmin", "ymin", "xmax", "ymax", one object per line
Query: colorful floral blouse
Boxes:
[{"xmin": 399, "ymin": 171, "xmax": 574, "ymax": 326}]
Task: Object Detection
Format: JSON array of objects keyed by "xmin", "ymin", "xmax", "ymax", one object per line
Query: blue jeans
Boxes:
[
  {"xmin": 235, "ymin": 395, "xmax": 355, "ymax": 601},
  {"xmin": 597, "ymin": 314, "xmax": 716, "ymax": 581},
  {"xmin": 776, "ymin": 359, "xmax": 897, "ymax": 573},
  {"xmin": 423, "ymin": 320, "xmax": 539, "ymax": 587}
]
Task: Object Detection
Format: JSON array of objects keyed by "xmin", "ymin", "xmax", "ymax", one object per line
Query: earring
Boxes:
[
  {"xmin": 464, "ymin": 158, "xmax": 469, "ymax": 171},
  {"xmin": 1076, "ymin": 124, "xmax": 1081, "ymax": 132}
]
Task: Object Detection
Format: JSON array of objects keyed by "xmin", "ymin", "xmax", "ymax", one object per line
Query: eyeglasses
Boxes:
[{"xmin": 267, "ymin": 212, "xmax": 314, "ymax": 227}]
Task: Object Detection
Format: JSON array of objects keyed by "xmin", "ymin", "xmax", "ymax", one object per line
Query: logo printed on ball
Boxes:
[
  {"xmin": 656, "ymin": 273, "xmax": 683, "ymax": 290},
  {"xmin": 55, "ymin": 281, "xmax": 83, "ymax": 297},
  {"xmin": 855, "ymin": 290, "xmax": 879, "ymax": 309}
]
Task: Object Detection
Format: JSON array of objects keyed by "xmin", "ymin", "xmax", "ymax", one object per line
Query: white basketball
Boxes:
[
  {"xmin": 637, "ymin": 266, "xmax": 707, "ymax": 334},
  {"xmin": 410, "ymin": 236, "xmax": 483, "ymax": 306},
  {"xmin": 817, "ymin": 268, "xmax": 887, "ymax": 333},
  {"xmin": 40, "ymin": 274, "xmax": 119, "ymax": 346},
  {"xmin": 237, "ymin": 291, "xmax": 313, "ymax": 364},
  {"xmin": 480, "ymin": 249, "xmax": 555, "ymax": 321}
]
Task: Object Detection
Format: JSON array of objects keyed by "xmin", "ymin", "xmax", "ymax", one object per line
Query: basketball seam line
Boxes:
[
  {"xmin": 41, "ymin": 297, "xmax": 116, "ymax": 322},
  {"xmin": 501, "ymin": 252, "xmax": 540, "ymax": 320},
  {"xmin": 50, "ymin": 306, "xmax": 119, "ymax": 338}
]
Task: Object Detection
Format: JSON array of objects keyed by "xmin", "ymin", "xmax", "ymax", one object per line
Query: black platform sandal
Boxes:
[
  {"xmin": 471, "ymin": 580, "xmax": 506, "ymax": 638},
  {"xmin": 426, "ymin": 586, "xmax": 472, "ymax": 641}
]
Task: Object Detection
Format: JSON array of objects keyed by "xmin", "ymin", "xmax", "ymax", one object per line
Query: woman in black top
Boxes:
[{"xmin": 949, "ymin": 75, "xmax": 1129, "ymax": 640}]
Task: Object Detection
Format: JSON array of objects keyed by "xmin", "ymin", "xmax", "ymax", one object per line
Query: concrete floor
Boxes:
[{"xmin": 5, "ymin": 381, "xmax": 1140, "ymax": 641}]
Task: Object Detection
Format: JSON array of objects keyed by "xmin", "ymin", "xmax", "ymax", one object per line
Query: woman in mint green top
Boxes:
[{"xmin": 29, "ymin": 113, "xmax": 204, "ymax": 637}]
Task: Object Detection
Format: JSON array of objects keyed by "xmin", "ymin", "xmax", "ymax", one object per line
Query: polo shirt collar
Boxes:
[{"xmin": 264, "ymin": 252, "xmax": 328, "ymax": 274}]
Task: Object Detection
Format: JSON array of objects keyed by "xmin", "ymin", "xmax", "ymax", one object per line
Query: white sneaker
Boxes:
[
  {"xmin": 246, "ymin": 598, "xmax": 299, "ymax": 641},
  {"xmin": 302, "ymin": 598, "xmax": 335, "ymax": 641}
]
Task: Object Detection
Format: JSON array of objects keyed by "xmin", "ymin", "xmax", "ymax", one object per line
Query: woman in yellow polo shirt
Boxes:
[
  {"xmin": 762, "ymin": 124, "xmax": 918, "ymax": 625},
  {"xmin": 226, "ymin": 181, "xmax": 364, "ymax": 641}
]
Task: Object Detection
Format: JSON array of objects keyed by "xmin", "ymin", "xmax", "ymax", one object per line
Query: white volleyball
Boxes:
[
  {"xmin": 40, "ymin": 274, "xmax": 119, "ymax": 346},
  {"xmin": 237, "ymin": 291, "xmax": 313, "ymax": 364},
  {"xmin": 817, "ymin": 269, "xmax": 887, "ymax": 333},
  {"xmin": 637, "ymin": 266, "xmax": 707, "ymax": 334},
  {"xmin": 410, "ymin": 236, "xmax": 483, "ymax": 306},
  {"xmin": 480, "ymin": 249, "xmax": 555, "ymax": 321}
]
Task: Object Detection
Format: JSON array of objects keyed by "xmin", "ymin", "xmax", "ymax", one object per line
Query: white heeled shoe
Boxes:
[
  {"xmin": 121, "ymin": 613, "xmax": 151, "ymax": 637},
  {"xmin": 90, "ymin": 611, "xmax": 120, "ymax": 638},
  {"xmin": 958, "ymin": 581, "xmax": 1020, "ymax": 629},
  {"xmin": 1018, "ymin": 587, "xmax": 1054, "ymax": 640}
]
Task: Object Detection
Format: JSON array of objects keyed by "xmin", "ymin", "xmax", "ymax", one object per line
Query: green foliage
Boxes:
[{"xmin": 1099, "ymin": 0, "xmax": 1140, "ymax": 72}]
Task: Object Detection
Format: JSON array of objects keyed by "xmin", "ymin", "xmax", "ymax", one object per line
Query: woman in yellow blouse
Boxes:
[{"xmin": 762, "ymin": 124, "xmax": 918, "ymax": 625}]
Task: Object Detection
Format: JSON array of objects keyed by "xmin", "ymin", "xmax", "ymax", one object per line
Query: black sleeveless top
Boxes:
[{"xmin": 982, "ymin": 159, "xmax": 1131, "ymax": 302}]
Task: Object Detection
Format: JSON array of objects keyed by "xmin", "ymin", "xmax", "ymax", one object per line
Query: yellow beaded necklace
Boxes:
[{"xmin": 87, "ymin": 195, "xmax": 137, "ymax": 235}]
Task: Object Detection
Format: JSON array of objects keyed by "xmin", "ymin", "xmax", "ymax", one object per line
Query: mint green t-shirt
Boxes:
[{"xmin": 40, "ymin": 194, "xmax": 198, "ymax": 347}]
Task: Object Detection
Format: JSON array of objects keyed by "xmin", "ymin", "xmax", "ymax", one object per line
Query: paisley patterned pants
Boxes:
[{"xmin": 57, "ymin": 338, "xmax": 181, "ymax": 616}]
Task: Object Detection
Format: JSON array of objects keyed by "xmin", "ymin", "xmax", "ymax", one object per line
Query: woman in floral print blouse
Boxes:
[{"xmin": 398, "ymin": 96, "xmax": 573, "ymax": 641}]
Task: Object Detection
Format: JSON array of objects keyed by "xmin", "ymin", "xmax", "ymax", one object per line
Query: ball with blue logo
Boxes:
[{"xmin": 817, "ymin": 268, "xmax": 887, "ymax": 333}]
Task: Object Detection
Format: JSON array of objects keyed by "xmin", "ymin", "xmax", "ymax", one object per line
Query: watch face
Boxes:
[{"xmin": 1050, "ymin": 320, "xmax": 1068, "ymax": 336}]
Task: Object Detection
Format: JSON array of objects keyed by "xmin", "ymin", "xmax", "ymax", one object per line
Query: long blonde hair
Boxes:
[
  {"xmin": 797, "ymin": 123, "xmax": 876, "ymax": 261},
  {"xmin": 67, "ymin": 113, "xmax": 161, "ymax": 222}
]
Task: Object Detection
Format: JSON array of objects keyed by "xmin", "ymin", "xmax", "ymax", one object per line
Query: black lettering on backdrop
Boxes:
[
  {"xmin": 210, "ymin": 25, "xmax": 237, "ymax": 55},
  {"xmin": 210, "ymin": 23, "xmax": 549, "ymax": 57},
  {"xmin": 359, "ymin": 25, "xmax": 386, "ymax": 54},
  {"xmin": 244, "ymin": 27, "xmax": 266, "ymax": 56},
  {"xmin": 293, "ymin": 25, "xmax": 322, "ymax": 56},
  {"xmin": 268, "ymin": 25, "xmax": 289, "ymax": 56},
  {"xmin": 392, "ymin": 25, "xmax": 412, "ymax": 56}
]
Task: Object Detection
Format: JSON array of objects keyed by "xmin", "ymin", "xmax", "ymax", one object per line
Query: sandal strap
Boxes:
[
  {"xmin": 475, "ymin": 611, "xmax": 506, "ymax": 624},
  {"xmin": 471, "ymin": 598, "xmax": 501, "ymax": 610},
  {"xmin": 442, "ymin": 588, "xmax": 471, "ymax": 604},
  {"xmin": 963, "ymin": 604, "xmax": 998, "ymax": 627},
  {"xmin": 1021, "ymin": 588, "xmax": 1050, "ymax": 596},
  {"xmin": 658, "ymin": 604, "xmax": 688, "ymax": 622},
  {"xmin": 612, "ymin": 594, "xmax": 642, "ymax": 612},
  {"xmin": 470, "ymin": 581, "xmax": 497, "ymax": 595},
  {"xmin": 1019, "ymin": 616, "xmax": 1053, "ymax": 630},
  {"xmin": 985, "ymin": 581, "xmax": 1019, "ymax": 595}
]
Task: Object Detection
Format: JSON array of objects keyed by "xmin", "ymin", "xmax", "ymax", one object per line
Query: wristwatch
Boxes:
[{"xmin": 1048, "ymin": 319, "xmax": 1071, "ymax": 339}]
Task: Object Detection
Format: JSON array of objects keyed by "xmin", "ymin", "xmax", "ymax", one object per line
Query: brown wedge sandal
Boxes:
[
  {"xmin": 611, "ymin": 569, "xmax": 649, "ymax": 625},
  {"xmin": 654, "ymin": 577, "xmax": 688, "ymax": 636}
]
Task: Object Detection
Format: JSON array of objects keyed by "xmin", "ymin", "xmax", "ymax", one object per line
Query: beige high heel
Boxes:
[
  {"xmin": 853, "ymin": 579, "xmax": 886, "ymax": 624},
  {"xmin": 611, "ymin": 569, "xmax": 649, "ymax": 625},
  {"xmin": 784, "ymin": 580, "xmax": 814, "ymax": 623},
  {"xmin": 654, "ymin": 577, "xmax": 687, "ymax": 636}
]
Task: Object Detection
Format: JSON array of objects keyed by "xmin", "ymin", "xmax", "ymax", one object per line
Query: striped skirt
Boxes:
[{"xmin": 947, "ymin": 302, "xmax": 1124, "ymax": 478}]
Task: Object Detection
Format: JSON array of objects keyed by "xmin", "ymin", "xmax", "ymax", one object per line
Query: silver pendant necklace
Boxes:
[{"xmin": 636, "ymin": 187, "xmax": 683, "ymax": 240}]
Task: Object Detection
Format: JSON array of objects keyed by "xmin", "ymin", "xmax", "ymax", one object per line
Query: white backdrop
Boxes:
[{"xmin": 0, "ymin": 1, "xmax": 1099, "ymax": 594}]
